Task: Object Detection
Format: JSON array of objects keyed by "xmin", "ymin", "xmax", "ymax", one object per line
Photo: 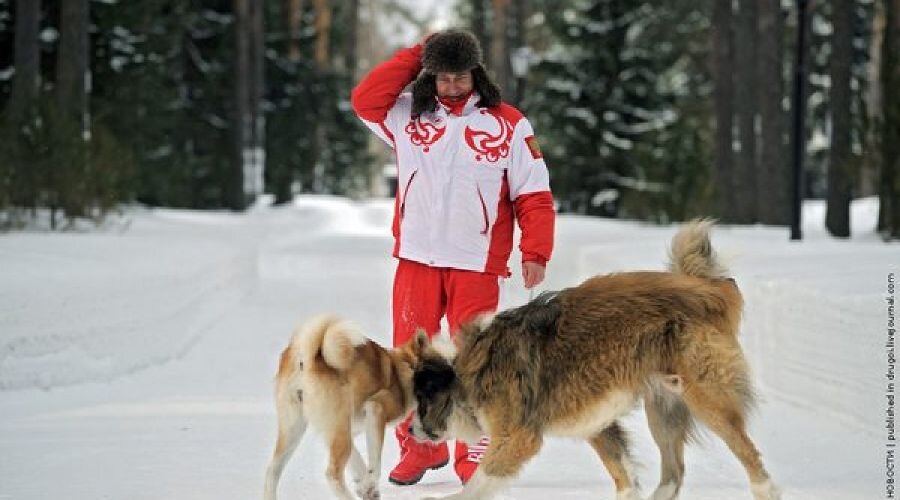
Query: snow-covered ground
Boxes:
[{"xmin": 0, "ymin": 196, "xmax": 894, "ymax": 500}]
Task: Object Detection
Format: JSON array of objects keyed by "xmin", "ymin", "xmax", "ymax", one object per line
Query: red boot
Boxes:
[
  {"xmin": 388, "ymin": 415, "xmax": 449, "ymax": 485},
  {"xmin": 454, "ymin": 437, "xmax": 489, "ymax": 484}
]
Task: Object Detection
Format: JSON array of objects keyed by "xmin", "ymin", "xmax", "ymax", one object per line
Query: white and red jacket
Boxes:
[{"xmin": 351, "ymin": 44, "xmax": 555, "ymax": 276}]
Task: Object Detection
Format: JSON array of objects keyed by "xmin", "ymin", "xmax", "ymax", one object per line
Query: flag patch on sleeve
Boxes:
[{"xmin": 525, "ymin": 135, "xmax": 543, "ymax": 159}]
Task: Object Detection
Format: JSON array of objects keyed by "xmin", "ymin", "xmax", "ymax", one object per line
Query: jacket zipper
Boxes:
[
  {"xmin": 476, "ymin": 185, "xmax": 490, "ymax": 235},
  {"xmin": 400, "ymin": 171, "xmax": 417, "ymax": 219}
]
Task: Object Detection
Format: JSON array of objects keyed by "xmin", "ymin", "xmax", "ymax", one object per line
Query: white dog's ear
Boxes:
[{"xmin": 414, "ymin": 328, "xmax": 430, "ymax": 350}]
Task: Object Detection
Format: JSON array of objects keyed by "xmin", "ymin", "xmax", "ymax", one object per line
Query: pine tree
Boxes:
[
  {"xmin": 804, "ymin": 0, "xmax": 875, "ymax": 203},
  {"xmin": 7, "ymin": 0, "xmax": 39, "ymax": 125},
  {"xmin": 263, "ymin": 0, "xmax": 370, "ymax": 201},
  {"xmin": 526, "ymin": 0, "xmax": 713, "ymax": 220}
]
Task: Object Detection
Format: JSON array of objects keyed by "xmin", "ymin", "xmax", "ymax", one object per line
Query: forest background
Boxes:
[{"xmin": 1, "ymin": 0, "xmax": 898, "ymax": 240}]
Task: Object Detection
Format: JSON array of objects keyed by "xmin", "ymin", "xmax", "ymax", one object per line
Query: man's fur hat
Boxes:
[
  {"xmin": 411, "ymin": 29, "xmax": 502, "ymax": 117},
  {"xmin": 422, "ymin": 29, "xmax": 483, "ymax": 74}
]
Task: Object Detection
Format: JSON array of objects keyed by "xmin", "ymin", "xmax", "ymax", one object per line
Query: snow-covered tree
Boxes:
[{"xmin": 526, "ymin": 0, "xmax": 713, "ymax": 221}]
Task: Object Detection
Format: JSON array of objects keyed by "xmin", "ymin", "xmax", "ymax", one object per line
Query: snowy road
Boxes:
[{"xmin": 0, "ymin": 197, "xmax": 892, "ymax": 499}]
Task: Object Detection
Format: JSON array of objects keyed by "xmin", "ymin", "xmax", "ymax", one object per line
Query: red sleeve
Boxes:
[
  {"xmin": 350, "ymin": 44, "xmax": 423, "ymax": 123},
  {"xmin": 514, "ymin": 191, "xmax": 555, "ymax": 265}
]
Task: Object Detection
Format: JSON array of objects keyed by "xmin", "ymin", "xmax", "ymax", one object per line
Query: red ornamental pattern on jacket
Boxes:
[
  {"xmin": 465, "ymin": 110, "xmax": 514, "ymax": 163},
  {"xmin": 404, "ymin": 117, "xmax": 446, "ymax": 152}
]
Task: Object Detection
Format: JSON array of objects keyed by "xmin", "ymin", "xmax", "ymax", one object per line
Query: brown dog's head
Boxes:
[
  {"xmin": 408, "ymin": 328, "xmax": 487, "ymax": 444},
  {"xmin": 410, "ymin": 349, "xmax": 458, "ymax": 442}
]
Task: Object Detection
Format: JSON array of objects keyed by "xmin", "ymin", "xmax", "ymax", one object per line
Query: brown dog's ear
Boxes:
[
  {"xmin": 456, "ymin": 313, "xmax": 492, "ymax": 343},
  {"xmin": 454, "ymin": 322, "xmax": 473, "ymax": 345}
]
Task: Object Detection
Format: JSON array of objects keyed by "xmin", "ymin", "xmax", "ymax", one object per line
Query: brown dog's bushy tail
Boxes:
[
  {"xmin": 293, "ymin": 315, "xmax": 366, "ymax": 372},
  {"xmin": 668, "ymin": 218, "xmax": 729, "ymax": 280}
]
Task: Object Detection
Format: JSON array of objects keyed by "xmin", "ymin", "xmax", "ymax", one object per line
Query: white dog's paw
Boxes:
[
  {"xmin": 354, "ymin": 478, "xmax": 380, "ymax": 500},
  {"xmin": 616, "ymin": 487, "xmax": 645, "ymax": 500},
  {"xmin": 751, "ymin": 480, "xmax": 782, "ymax": 500},
  {"xmin": 360, "ymin": 489, "xmax": 380, "ymax": 500},
  {"xmin": 649, "ymin": 482, "xmax": 678, "ymax": 500}
]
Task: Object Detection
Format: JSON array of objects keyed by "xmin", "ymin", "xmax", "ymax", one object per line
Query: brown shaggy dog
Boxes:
[
  {"xmin": 263, "ymin": 315, "xmax": 431, "ymax": 500},
  {"xmin": 410, "ymin": 219, "xmax": 781, "ymax": 500}
]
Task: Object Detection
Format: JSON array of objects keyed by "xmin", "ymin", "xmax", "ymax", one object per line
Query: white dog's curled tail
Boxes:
[
  {"xmin": 293, "ymin": 315, "xmax": 367, "ymax": 372},
  {"xmin": 668, "ymin": 218, "xmax": 729, "ymax": 280}
]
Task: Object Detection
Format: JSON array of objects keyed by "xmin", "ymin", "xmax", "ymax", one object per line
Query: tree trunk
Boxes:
[
  {"xmin": 882, "ymin": 0, "xmax": 900, "ymax": 239},
  {"xmin": 287, "ymin": 0, "xmax": 305, "ymax": 62},
  {"xmin": 712, "ymin": 0, "xmax": 735, "ymax": 222},
  {"xmin": 232, "ymin": 0, "xmax": 265, "ymax": 209},
  {"xmin": 251, "ymin": 0, "xmax": 265, "ymax": 201},
  {"xmin": 8, "ymin": 0, "xmax": 41, "ymax": 125},
  {"xmin": 313, "ymin": 0, "xmax": 331, "ymax": 71},
  {"xmin": 826, "ymin": 0, "xmax": 854, "ymax": 237},
  {"xmin": 470, "ymin": 0, "xmax": 490, "ymax": 60},
  {"xmin": 757, "ymin": 0, "xmax": 789, "ymax": 225},
  {"xmin": 863, "ymin": 2, "xmax": 886, "ymax": 199},
  {"xmin": 233, "ymin": 0, "xmax": 249, "ymax": 209},
  {"xmin": 56, "ymin": 0, "xmax": 90, "ymax": 125},
  {"xmin": 345, "ymin": 0, "xmax": 360, "ymax": 79},
  {"xmin": 510, "ymin": 0, "xmax": 528, "ymax": 106},
  {"xmin": 490, "ymin": 0, "xmax": 511, "ymax": 98},
  {"xmin": 734, "ymin": 0, "xmax": 759, "ymax": 223},
  {"xmin": 310, "ymin": 0, "xmax": 332, "ymax": 192}
]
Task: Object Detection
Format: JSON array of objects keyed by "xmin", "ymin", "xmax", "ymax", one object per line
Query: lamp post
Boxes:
[{"xmin": 790, "ymin": 0, "xmax": 808, "ymax": 240}]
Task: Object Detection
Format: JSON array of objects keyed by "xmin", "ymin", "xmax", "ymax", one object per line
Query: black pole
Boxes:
[{"xmin": 790, "ymin": 0, "xmax": 808, "ymax": 240}]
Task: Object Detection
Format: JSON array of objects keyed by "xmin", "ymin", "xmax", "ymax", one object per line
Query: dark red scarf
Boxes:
[{"xmin": 437, "ymin": 90, "xmax": 474, "ymax": 116}]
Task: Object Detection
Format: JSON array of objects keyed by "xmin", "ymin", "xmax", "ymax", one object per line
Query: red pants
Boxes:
[
  {"xmin": 392, "ymin": 259, "xmax": 500, "ymax": 346},
  {"xmin": 391, "ymin": 259, "xmax": 498, "ymax": 473}
]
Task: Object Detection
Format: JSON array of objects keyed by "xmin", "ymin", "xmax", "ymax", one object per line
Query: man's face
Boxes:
[{"xmin": 436, "ymin": 71, "xmax": 474, "ymax": 102}]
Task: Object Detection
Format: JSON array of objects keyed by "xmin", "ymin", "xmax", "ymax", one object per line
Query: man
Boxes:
[{"xmin": 350, "ymin": 29, "xmax": 555, "ymax": 486}]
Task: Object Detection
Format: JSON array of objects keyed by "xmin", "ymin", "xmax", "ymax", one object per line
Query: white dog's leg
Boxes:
[
  {"xmin": 751, "ymin": 479, "xmax": 782, "ymax": 500},
  {"xmin": 649, "ymin": 482, "xmax": 678, "ymax": 500},
  {"xmin": 263, "ymin": 404, "xmax": 307, "ymax": 500},
  {"xmin": 422, "ymin": 469, "xmax": 511, "ymax": 500},
  {"xmin": 349, "ymin": 444, "xmax": 378, "ymax": 499},
  {"xmin": 326, "ymin": 467, "xmax": 357, "ymax": 500},
  {"xmin": 326, "ymin": 479, "xmax": 357, "ymax": 500},
  {"xmin": 616, "ymin": 485, "xmax": 643, "ymax": 500},
  {"xmin": 355, "ymin": 402, "xmax": 387, "ymax": 500},
  {"xmin": 324, "ymin": 418, "xmax": 358, "ymax": 500}
]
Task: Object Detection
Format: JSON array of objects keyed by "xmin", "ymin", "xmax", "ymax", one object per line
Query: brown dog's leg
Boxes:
[
  {"xmin": 682, "ymin": 386, "xmax": 781, "ymax": 500},
  {"xmin": 587, "ymin": 422, "xmax": 641, "ymax": 500},
  {"xmin": 644, "ymin": 393, "xmax": 690, "ymax": 500},
  {"xmin": 424, "ymin": 427, "xmax": 542, "ymax": 500}
]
